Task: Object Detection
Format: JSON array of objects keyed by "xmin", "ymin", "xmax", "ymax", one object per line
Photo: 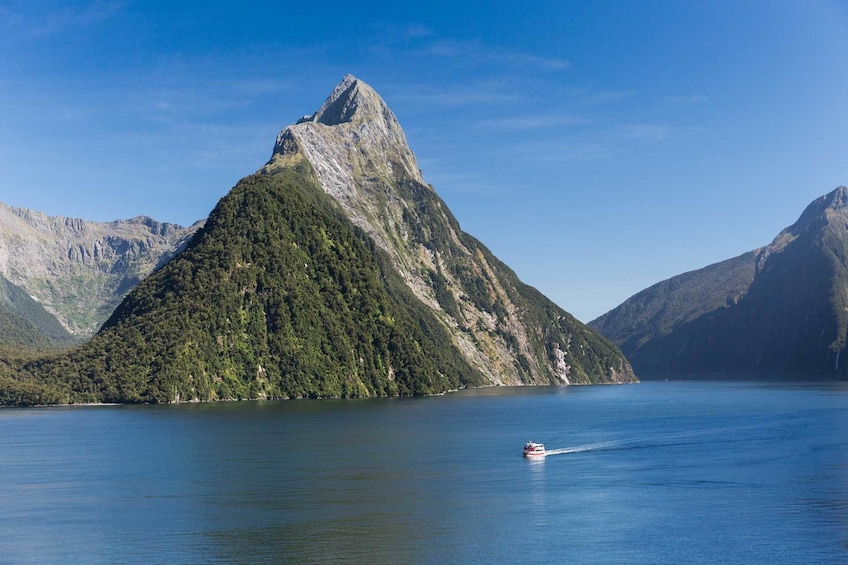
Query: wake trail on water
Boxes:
[
  {"xmin": 544, "ymin": 441, "xmax": 620, "ymax": 456},
  {"xmin": 540, "ymin": 422, "xmax": 777, "ymax": 457}
]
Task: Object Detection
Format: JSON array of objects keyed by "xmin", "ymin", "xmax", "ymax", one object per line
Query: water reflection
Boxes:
[
  {"xmin": 163, "ymin": 399, "xmax": 445, "ymax": 563},
  {"xmin": 527, "ymin": 456, "xmax": 547, "ymax": 527}
]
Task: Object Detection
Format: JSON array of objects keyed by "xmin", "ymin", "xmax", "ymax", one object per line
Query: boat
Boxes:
[{"xmin": 523, "ymin": 441, "xmax": 546, "ymax": 458}]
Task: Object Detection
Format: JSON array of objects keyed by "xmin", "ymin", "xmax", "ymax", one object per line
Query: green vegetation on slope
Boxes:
[
  {"xmin": 8, "ymin": 165, "xmax": 481, "ymax": 404},
  {"xmin": 0, "ymin": 276, "xmax": 78, "ymax": 358}
]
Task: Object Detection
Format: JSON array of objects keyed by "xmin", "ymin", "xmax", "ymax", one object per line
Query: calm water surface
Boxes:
[{"xmin": 1, "ymin": 381, "xmax": 846, "ymax": 564}]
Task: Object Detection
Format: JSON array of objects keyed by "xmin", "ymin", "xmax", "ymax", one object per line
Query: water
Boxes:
[{"xmin": 1, "ymin": 381, "xmax": 846, "ymax": 564}]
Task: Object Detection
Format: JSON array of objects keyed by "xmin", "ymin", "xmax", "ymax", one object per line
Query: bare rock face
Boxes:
[
  {"xmin": 0, "ymin": 203, "xmax": 202, "ymax": 336},
  {"xmin": 261, "ymin": 75, "xmax": 635, "ymax": 386},
  {"xmin": 264, "ymin": 74, "xmax": 422, "ymax": 250}
]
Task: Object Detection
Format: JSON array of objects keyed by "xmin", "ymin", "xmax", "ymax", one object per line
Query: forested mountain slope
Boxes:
[{"xmin": 3, "ymin": 75, "xmax": 635, "ymax": 405}]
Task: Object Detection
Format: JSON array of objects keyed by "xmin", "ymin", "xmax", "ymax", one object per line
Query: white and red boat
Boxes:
[{"xmin": 523, "ymin": 441, "xmax": 546, "ymax": 458}]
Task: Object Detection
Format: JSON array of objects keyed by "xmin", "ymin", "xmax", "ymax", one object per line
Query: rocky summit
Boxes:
[
  {"xmin": 6, "ymin": 75, "xmax": 634, "ymax": 405},
  {"xmin": 591, "ymin": 185, "xmax": 848, "ymax": 380}
]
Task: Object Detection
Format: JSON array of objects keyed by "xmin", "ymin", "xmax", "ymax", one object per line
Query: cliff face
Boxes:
[
  {"xmin": 0, "ymin": 203, "xmax": 202, "ymax": 336},
  {"xmin": 591, "ymin": 185, "xmax": 848, "ymax": 380},
  {"xmin": 263, "ymin": 75, "xmax": 635, "ymax": 385}
]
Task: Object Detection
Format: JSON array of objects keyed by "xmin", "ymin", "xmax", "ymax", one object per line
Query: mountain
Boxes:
[
  {"xmin": 6, "ymin": 75, "xmax": 635, "ymax": 405},
  {"xmin": 0, "ymin": 202, "xmax": 202, "ymax": 337},
  {"xmin": 590, "ymin": 186, "xmax": 848, "ymax": 379},
  {"xmin": 14, "ymin": 167, "xmax": 484, "ymax": 404},
  {"xmin": 262, "ymin": 75, "xmax": 635, "ymax": 387}
]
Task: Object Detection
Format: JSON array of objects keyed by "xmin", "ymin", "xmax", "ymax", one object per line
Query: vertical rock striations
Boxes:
[{"xmin": 263, "ymin": 75, "xmax": 635, "ymax": 386}]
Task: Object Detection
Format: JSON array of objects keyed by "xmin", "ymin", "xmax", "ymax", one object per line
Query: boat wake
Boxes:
[
  {"xmin": 543, "ymin": 441, "xmax": 620, "ymax": 456},
  {"xmin": 536, "ymin": 422, "xmax": 776, "ymax": 458}
]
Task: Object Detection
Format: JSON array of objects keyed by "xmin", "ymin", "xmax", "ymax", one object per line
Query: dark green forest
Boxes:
[{"xmin": 1, "ymin": 164, "xmax": 482, "ymax": 405}]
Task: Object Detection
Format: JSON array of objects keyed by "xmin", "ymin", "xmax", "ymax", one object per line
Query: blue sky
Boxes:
[{"xmin": 1, "ymin": 1, "xmax": 847, "ymax": 322}]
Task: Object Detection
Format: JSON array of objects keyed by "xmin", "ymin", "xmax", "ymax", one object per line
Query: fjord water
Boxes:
[{"xmin": 1, "ymin": 382, "xmax": 846, "ymax": 564}]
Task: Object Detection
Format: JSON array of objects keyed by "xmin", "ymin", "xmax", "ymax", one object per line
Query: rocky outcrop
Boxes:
[
  {"xmin": 0, "ymin": 203, "xmax": 202, "ymax": 336},
  {"xmin": 262, "ymin": 75, "xmax": 635, "ymax": 385}
]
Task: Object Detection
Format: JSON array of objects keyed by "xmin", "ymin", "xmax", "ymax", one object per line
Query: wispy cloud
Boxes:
[
  {"xmin": 420, "ymin": 169, "xmax": 501, "ymax": 195},
  {"xmin": 422, "ymin": 39, "xmax": 473, "ymax": 57},
  {"xmin": 501, "ymin": 53, "xmax": 570, "ymax": 70},
  {"xmin": 614, "ymin": 123, "xmax": 702, "ymax": 141},
  {"xmin": 474, "ymin": 114, "xmax": 592, "ymax": 131},
  {"xmin": 126, "ymin": 86, "xmax": 243, "ymax": 121},
  {"xmin": 502, "ymin": 121, "xmax": 702, "ymax": 166},
  {"xmin": 520, "ymin": 141, "xmax": 613, "ymax": 163},
  {"xmin": 391, "ymin": 85, "xmax": 521, "ymax": 108},
  {"xmin": 226, "ymin": 79, "xmax": 291, "ymax": 97},
  {"xmin": 2, "ymin": 1, "xmax": 123, "ymax": 37},
  {"xmin": 581, "ymin": 89, "xmax": 638, "ymax": 105},
  {"xmin": 422, "ymin": 39, "xmax": 569, "ymax": 71},
  {"xmin": 663, "ymin": 94, "xmax": 710, "ymax": 104},
  {"xmin": 402, "ymin": 23, "xmax": 431, "ymax": 38},
  {"xmin": 121, "ymin": 73, "xmax": 292, "ymax": 121},
  {"xmin": 366, "ymin": 22, "xmax": 432, "ymax": 47},
  {"xmin": 552, "ymin": 85, "xmax": 638, "ymax": 106}
]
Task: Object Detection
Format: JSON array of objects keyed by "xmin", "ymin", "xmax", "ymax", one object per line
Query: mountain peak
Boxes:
[
  {"xmin": 803, "ymin": 185, "xmax": 848, "ymax": 216},
  {"xmin": 591, "ymin": 183, "xmax": 848, "ymax": 379},
  {"xmin": 266, "ymin": 74, "xmax": 423, "ymax": 192},
  {"xmin": 291, "ymin": 74, "xmax": 393, "ymax": 128},
  {"xmin": 258, "ymin": 75, "xmax": 635, "ymax": 388},
  {"xmin": 820, "ymin": 185, "xmax": 848, "ymax": 210},
  {"xmin": 313, "ymin": 74, "xmax": 370, "ymax": 125},
  {"xmin": 782, "ymin": 185, "xmax": 848, "ymax": 239}
]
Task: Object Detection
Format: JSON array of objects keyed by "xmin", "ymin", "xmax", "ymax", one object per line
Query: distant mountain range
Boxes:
[
  {"xmin": 0, "ymin": 202, "xmax": 202, "ymax": 345},
  {"xmin": 2, "ymin": 75, "xmax": 635, "ymax": 405},
  {"xmin": 591, "ymin": 186, "xmax": 848, "ymax": 380}
]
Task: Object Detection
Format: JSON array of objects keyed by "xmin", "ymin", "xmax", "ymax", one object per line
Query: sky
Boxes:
[{"xmin": 2, "ymin": 1, "xmax": 847, "ymax": 323}]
